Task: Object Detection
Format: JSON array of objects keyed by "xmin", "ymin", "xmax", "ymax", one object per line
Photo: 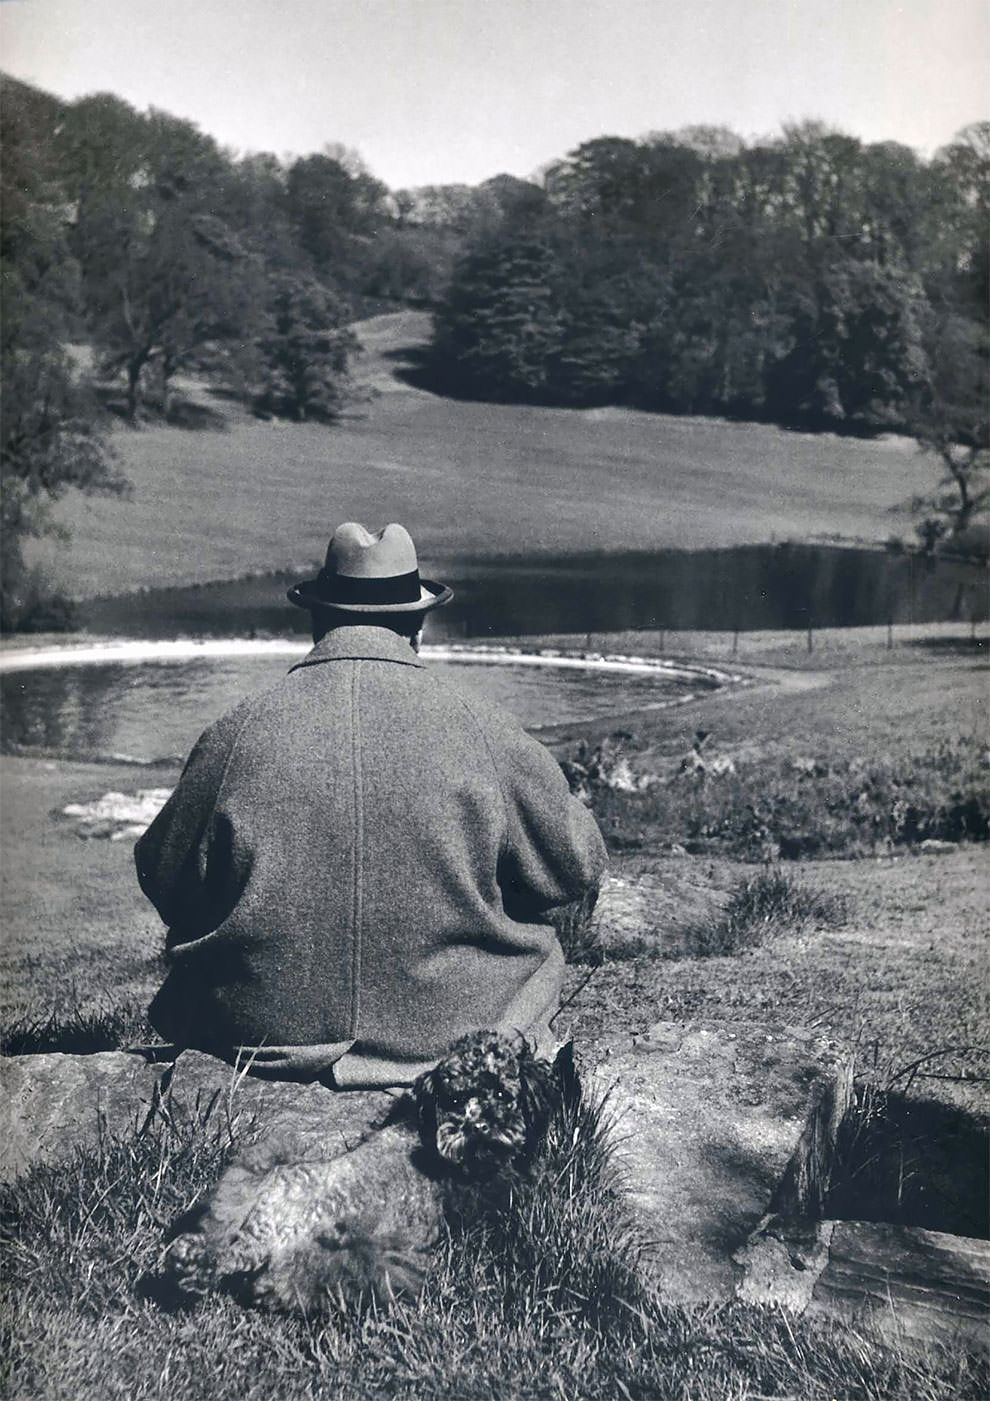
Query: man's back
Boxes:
[{"xmin": 136, "ymin": 626, "xmax": 607, "ymax": 1087}]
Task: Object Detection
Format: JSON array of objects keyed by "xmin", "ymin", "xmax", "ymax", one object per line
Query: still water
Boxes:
[
  {"xmin": 0, "ymin": 650, "xmax": 708, "ymax": 764},
  {"xmin": 78, "ymin": 543, "xmax": 987, "ymax": 641},
  {"xmin": 3, "ymin": 542, "xmax": 982, "ymax": 762}
]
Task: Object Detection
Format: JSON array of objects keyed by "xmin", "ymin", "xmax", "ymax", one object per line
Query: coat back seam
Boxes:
[{"xmin": 349, "ymin": 660, "xmax": 364, "ymax": 1037}]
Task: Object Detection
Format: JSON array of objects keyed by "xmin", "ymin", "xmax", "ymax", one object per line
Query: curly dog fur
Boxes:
[{"xmin": 159, "ymin": 1031, "xmax": 564, "ymax": 1314}]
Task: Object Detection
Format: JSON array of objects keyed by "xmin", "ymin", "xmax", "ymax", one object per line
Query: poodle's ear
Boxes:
[
  {"xmin": 552, "ymin": 1040, "xmax": 581, "ymax": 1108},
  {"xmin": 411, "ymin": 1065, "xmax": 440, "ymax": 1140},
  {"xmin": 517, "ymin": 1047, "xmax": 562, "ymax": 1135}
]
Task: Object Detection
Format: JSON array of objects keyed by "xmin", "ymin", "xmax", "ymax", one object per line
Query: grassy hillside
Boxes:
[{"xmin": 32, "ymin": 312, "xmax": 939, "ymax": 600}]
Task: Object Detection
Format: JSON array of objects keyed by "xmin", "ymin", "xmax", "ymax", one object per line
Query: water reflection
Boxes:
[
  {"xmin": 79, "ymin": 544, "xmax": 987, "ymax": 641},
  {"xmin": 0, "ymin": 654, "xmax": 694, "ymax": 763}
]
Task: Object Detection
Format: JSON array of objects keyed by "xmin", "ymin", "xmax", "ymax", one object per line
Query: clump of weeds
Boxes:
[
  {"xmin": 583, "ymin": 733, "xmax": 989, "ymax": 860},
  {"xmin": 680, "ymin": 867, "xmax": 850, "ymax": 957}
]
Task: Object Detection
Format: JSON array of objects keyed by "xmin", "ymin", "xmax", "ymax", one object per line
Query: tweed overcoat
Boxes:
[{"xmin": 135, "ymin": 626, "xmax": 607, "ymax": 1087}]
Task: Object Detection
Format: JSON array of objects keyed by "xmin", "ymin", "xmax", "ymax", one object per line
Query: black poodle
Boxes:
[{"xmin": 159, "ymin": 1031, "xmax": 567, "ymax": 1314}]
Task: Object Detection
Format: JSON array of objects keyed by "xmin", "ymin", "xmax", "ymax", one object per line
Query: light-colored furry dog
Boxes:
[{"xmin": 160, "ymin": 1031, "xmax": 563, "ymax": 1314}]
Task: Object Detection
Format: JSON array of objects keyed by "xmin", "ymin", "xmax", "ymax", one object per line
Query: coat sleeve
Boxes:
[
  {"xmin": 134, "ymin": 705, "xmax": 246, "ymax": 933},
  {"xmin": 482, "ymin": 706, "xmax": 608, "ymax": 919}
]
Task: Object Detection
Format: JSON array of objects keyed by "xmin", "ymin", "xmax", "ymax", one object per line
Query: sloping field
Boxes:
[{"xmin": 33, "ymin": 311, "xmax": 938, "ymax": 599}]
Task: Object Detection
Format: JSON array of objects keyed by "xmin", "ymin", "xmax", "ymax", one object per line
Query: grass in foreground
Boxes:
[
  {"xmin": 1, "ymin": 1073, "xmax": 986, "ymax": 1401},
  {"xmin": 0, "ymin": 1001, "xmax": 155, "ymax": 1056}
]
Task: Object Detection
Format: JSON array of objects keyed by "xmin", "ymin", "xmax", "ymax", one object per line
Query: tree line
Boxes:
[
  {"xmin": 1, "ymin": 76, "xmax": 986, "ymax": 626},
  {"xmin": 428, "ymin": 124, "xmax": 988, "ymax": 547}
]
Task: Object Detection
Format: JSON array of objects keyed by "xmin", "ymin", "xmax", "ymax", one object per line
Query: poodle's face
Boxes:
[{"xmin": 413, "ymin": 1031, "xmax": 558, "ymax": 1174}]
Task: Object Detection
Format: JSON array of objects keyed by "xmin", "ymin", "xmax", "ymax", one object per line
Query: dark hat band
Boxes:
[{"xmin": 314, "ymin": 567, "xmax": 422, "ymax": 606}]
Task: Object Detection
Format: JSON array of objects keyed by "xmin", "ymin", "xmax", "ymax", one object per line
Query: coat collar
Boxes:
[{"xmin": 289, "ymin": 625, "xmax": 426, "ymax": 673}]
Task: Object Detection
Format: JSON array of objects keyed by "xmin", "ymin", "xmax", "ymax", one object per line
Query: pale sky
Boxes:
[{"xmin": 1, "ymin": 0, "xmax": 986, "ymax": 188}]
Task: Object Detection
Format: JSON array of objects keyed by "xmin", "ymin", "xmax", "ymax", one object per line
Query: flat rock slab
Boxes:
[
  {"xmin": 0, "ymin": 1049, "xmax": 400, "ymax": 1185},
  {"xmin": 591, "ymin": 866, "xmax": 729, "ymax": 955},
  {"xmin": 810, "ymin": 1220, "xmax": 990, "ymax": 1352},
  {"xmin": 0, "ymin": 1051, "xmax": 168, "ymax": 1185},
  {"xmin": 165, "ymin": 1050, "xmax": 399, "ymax": 1160},
  {"xmin": 588, "ymin": 1021, "xmax": 853, "ymax": 1303}
]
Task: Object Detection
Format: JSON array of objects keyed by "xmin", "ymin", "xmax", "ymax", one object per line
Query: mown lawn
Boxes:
[{"xmin": 29, "ymin": 311, "xmax": 940, "ymax": 600}]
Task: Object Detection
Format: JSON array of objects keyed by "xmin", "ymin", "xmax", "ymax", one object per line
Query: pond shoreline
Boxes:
[
  {"xmin": 0, "ymin": 635, "xmax": 740, "ymax": 687},
  {"xmin": 1, "ymin": 636, "xmax": 748, "ymax": 766}
]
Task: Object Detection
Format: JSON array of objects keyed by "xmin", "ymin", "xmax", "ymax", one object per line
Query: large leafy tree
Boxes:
[
  {"xmin": 763, "ymin": 261, "xmax": 930, "ymax": 430},
  {"xmin": 63, "ymin": 100, "xmax": 262, "ymax": 418},
  {"xmin": 1, "ymin": 79, "xmax": 126, "ymax": 629},
  {"xmin": 906, "ymin": 124, "xmax": 990, "ymax": 545},
  {"xmin": 252, "ymin": 273, "xmax": 358, "ymax": 422},
  {"xmin": 426, "ymin": 121, "xmax": 988, "ymax": 443},
  {"xmin": 430, "ymin": 239, "xmax": 565, "ymax": 401},
  {"xmin": 285, "ymin": 150, "xmax": 389, "ymax": 293},
  {"xmin": 908, "ymin": 310, "xmax": 989, "ymax": 544}
]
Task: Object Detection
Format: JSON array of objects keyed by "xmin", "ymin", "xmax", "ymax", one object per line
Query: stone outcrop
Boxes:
[
  {"xmin": 59, "ymin": 788, "xmax": 173, "ymax": 841},
  {"xmin": 590, "ymin": 865, "xmax": 730, "ymax": 955},
  {"xmin": 17, "ymin": 1025, "xmax": 980, "ymax": 1350},
  {"xmin": 165, "ymin": 1049, "xmax": 398, "ymax": 1160},
  {"xmin": 585, "ymin": 1020, "xmax": 853, "ymax": 1303},
  {"xmin": 3, "ymin": 1023, "xmax": 855, "ymax": 1316},
  {"xmin": 809, "ymin": 1220, "xmax": 990, "ymax": 1351},
  {"xmin": 0, "ymin": 1048, "xmax": 400, "ymax": 1186},
  {"xmin": 0, "ymin": 1051, "xmax": 169, "ymax": 1184}
]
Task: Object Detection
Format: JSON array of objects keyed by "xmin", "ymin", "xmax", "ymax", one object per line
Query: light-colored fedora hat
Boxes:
[{"xmin": 287, "ymin": 522, "xmax": 453, "ymax": 613}]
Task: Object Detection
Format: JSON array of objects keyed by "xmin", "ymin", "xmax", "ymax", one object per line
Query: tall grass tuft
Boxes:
[
  {"xmin": 435, "ymin": 1082, "xmax": 650, "ymax": 1342},
  {"xmin": 681, "ymin": 868, "xmax": 849, "ymax": 957},
  {"xmin": 551, "ymin": 887, "xmax": 605, "ymax": 965},
  {"xmin": 0, "ymin": 1002, "xmax": 155, "ymax": 1056}
]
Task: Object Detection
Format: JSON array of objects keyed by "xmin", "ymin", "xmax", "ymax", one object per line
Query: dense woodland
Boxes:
[{"xmin": 1, "ymin": 74, "xmax": 987, "ymax": 624}]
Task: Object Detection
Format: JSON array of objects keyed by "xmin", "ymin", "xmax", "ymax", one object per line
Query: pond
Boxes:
[
  {"xmin": 76, "ymin": 543, "xmax": 987, "ymax": 641},
  {"xmin": 3, "ymin": 541, "xmax": 983, "ymax": 763},
  {"xmin": 0, "ymin": 645, "xmax": 720, "ymax": 764}
]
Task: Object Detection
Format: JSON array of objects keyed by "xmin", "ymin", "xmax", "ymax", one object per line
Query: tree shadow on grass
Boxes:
[
  {"xmin": 905, "ymin": 636, "xmax": 986, "ymax": 657},
  {"xmin": 163, "ymin": 394, "xmax": 230, "ymax": 432},
  {"xmin": 93, "ymin": 386, "xmax": 230, "ymax": 431}
]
